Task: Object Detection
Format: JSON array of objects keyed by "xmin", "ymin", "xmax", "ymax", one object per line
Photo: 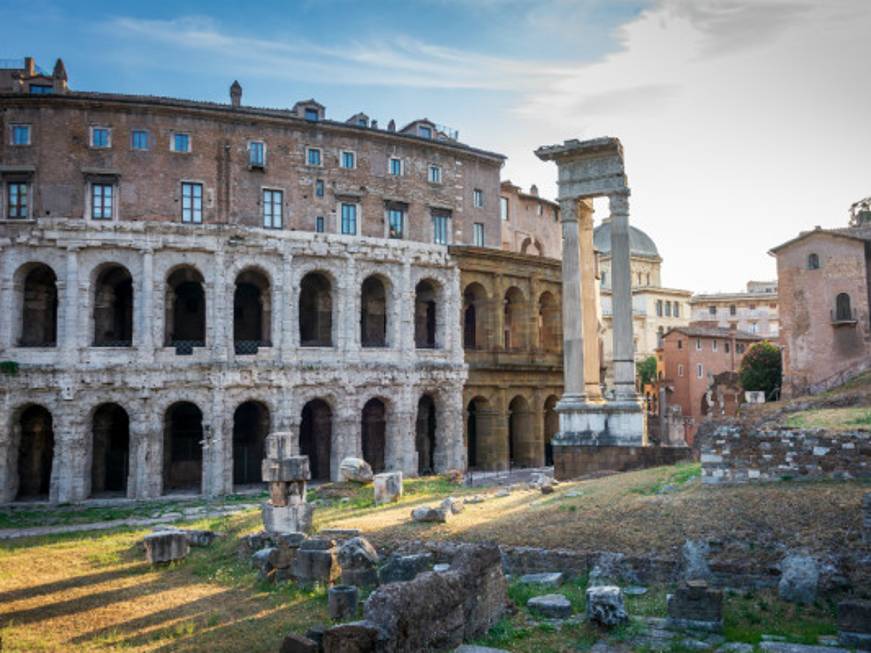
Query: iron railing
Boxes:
[{"xmin": 172, "ymin": 340, "xmax": 205, "ymax": 355}]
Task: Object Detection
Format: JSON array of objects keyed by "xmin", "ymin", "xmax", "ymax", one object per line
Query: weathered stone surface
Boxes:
[
  {"xmin": 143, "ymin": 531, "xmax": 189, "ymax": 564},
  {"xmin": 340, "ymin": 458, "xmax": 374, "ymax": 483},
  {"xmin": 758, "ymin": 643, "xmax": 851, "ymax": 653},
  {"xmin": 373, "ymin": 472, "xmax": 402, "ymax": 505},
  {"xmin": 528, "ymin": 593, "xmax": 572, "ymax": 618},
  {"xmin": 153, "ymin": 526, "xmax": 218, "ymax": 547},
  {"xmin": 717, "ymin": 643, "xmax": 754, "ymax": 652},
  {"xmin": 322, "ymin": 620, "xmax": 381, "ymax": 652},
  {"xmin": 262, "ymin": 456, "xmax": 311, "ymax": 483},
  {"xmin": 454, "ymin": 646, "xmax": 511, "ymax": 653},
  {"xmin": 519, "ymin": 572, "xmax": 563, "ymax": 587},
  {"xmin": 320, "ymin": 529, "xmax": 361, "ymax": 542},
  {"xmin": 585, "ymin": 586, "xmax": 627, "ymax": 626},
  {"xmin": 338, "ymin": 537, "xmax": 380, "ymax": 587},
  {"xmin": 837, "ymin": 599, "xmax": 871, "ymax": 634},
  {"xmin": 681, "ymin": 539, "xmax": 712, "ymax": 581},
  {"xmin": 441, "ymin": 496, "xmax": 464, "ymax": 514},
  {"xmin": 262, "ymin": 503, "xmax": 314, "ymax": 534},
  {"xmin": 667, "ymin": 580, "xmax": 723, "ymax": 627},
  {"xmin": 540, "ymin": 484, "xmax": 555, "ymax": 495},
  {"xmin": 292, "ymin": 543, "xmax": 341, "ymax": 586},
  {"xmin": 265, "ymin": 432, "xmax": 297, "ymax": 461},
  {"xmin": 411, "ymin": 506, "xmax": 449, "ymax": 523},
  {"xmin": 329, "ymin": 585, "xmax": 359, "ymax": 621},
  {"xmin": 379, "ymin": 553, "xmax": 434, "ymax": 584},
  {"xmin": 778, "ymin": 554, "xmax": 819, "ymax": 605},
  {"xmin": 863, "ymin": 493, "xmax": 871, "ymax": 544},
  {"xmin": 623, "ymin": 586, "xmax": 648, "ymax": 596},
  {"xmin": 280, "ymin": 632, "xmax": 319, "ymax": 653},
  {"xmin": 588, "ymin": 552, "xmax": 639, "ymax": 586},
  {"xmin": 304, "ymin": 624, "xmax": 326, "ymax": 648}
]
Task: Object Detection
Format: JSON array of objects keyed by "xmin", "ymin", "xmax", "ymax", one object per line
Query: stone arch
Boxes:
[
  {"xmin": 416, "ymin": 394, "xmax": 437, "ymax": 475},
  {"xmin": 16, "ymin": 262, "xmax": 58, "ymax": 347},
  {"xmin": 508, "ymin": 394, "xmax": 534, "ymax": 467},
  {"xmin": 504, "ymin": 286, "xmax": 527, "ymax": 351},
  {"xmin": 414, "ymin": 278, "xmax": 440, "ymax": 349},
  {"xmin": 361, "ymin": 398, "xmax": 387, "ymax": 473},
  {"xmin": 299, "ymin": 271, "xmax": 333, "ymax": 347},
  {"xmin": 163, "ymin": 401, "xmax": 203, "ymax": 494},
  {"xmin": 13, "ymin": 404, "xmax": 55, "ymax": 500},
  {"xmin": 360, "ymin": 274, "xmax": 388, "ymax": 348},
  {"xmin": 165, "ymin": 266, "xmax": 206, "ymax": 348},
  {"xmin": 93, "ymin": 263, "xmax": 133, "ymax": 347},
  {"xmin": 521, "ymin": 237, "xmax": 544, "ymax": 257},
  {"xmin": 466, "ymin": 395, "xmax": 494, "ymax": 470},
  {"xmin": 234, "ymin": 267, "xmax": 272, "ymax": 353},
  {"xmin": 90, "ymin": 403, "xmax": 130, "ymax": 496},
  {"xmin": 538, "ymin": 291, "xmax": 560, "ymax": 352},
  {"xmin": 233, "ymin": 400, "xmax": 270, "ymax": 487},
  {"xmin": 300, "ymin": 398, "xmax": 332, "ymax": 481},
  {"xmin": 543, "ymin": 395, "xmax": 559, "ymax": 467},
  {"xmin": 463, "ymin": 282, "xmax": 488, "ymax": 350}
]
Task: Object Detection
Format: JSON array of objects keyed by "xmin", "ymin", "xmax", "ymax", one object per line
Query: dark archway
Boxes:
[
  {"xmin": 234, "ymin": 269, "xmax": 271, "ymax": 354},
  {"xmin": 504, "ymin": 287, "xmax": 526, "ymax": 351},
  {"xmin": 416, "ymin": 394, "xmax": 437, "ymax": 475},
  {"xmin": 538, "ymin": 291, "xmax": 560, "ymax": 353},
  {"xmin": 361, "ymin": 398, "xmax": 387, "ymax": 473},
  {"xmin": 16, "ymin": 405, "xmax": 54, "ymax": 499},
  {"xmin": 543, "ymin": 395, "xmax": 559, "ymax": 467},
  {"xmin": 361, "ymin": 276, "xmax": 388, "ymax": 347},
  {"xmin": 233, "ymin": 401, "xmax": 270, "ymax": 487},
  {"xmin": 163, "ymin": 402, "xmax": 203, "ymax": 493},
  {"xmin": 93, "ymin": 265, "xmax": 133, "ymax": 346},
  {"xmin": 414, "ymin": 280, "xmax": 437, "ymax": 349},
  {"xmin": 466, "ymin": 396, "xmax": 492, "ymax": 470},
  {"xmin": 166, "ymin": 267, "xmax": 206, "ymax": 348},
  {"xmin": 301, "ymin": 399, "xmax": 332, "ymax": 481},
  {"xmin": 299, "ymin": 272, "xmax": 333, "ymax": 346},
  {"xmin": 463, "ymin": 282, "xmax": 487, "ymax": 350},
  {"xmin": 91, "ymin": 403, "xmax": 129, "ymax": 496},
  {"xmin": 508, "ymin": 395, "xmax": 532, "ymax": 467},
  {"xmin": 20, "ymin": 264, "xmax": 58, "ymax": 347}
]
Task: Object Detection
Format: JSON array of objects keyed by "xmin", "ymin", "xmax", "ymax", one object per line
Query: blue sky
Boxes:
[{"xmin": 3, "ymin": 0, "xmax": 870, "ymax": 292}]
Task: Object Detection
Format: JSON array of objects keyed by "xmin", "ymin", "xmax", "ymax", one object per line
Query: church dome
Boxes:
[{"xmin": 593, "ymin": 220, "xmax": 659, "ymax": 258}]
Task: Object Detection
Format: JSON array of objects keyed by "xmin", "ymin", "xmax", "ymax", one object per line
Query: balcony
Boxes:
[{"xmin": 830, "ymin": 308, "xmax": 858, "ymax": 326}]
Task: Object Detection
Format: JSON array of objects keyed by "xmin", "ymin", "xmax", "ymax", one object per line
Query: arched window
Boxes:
[
  {"xmin": 166, "ymin": 267, "xmax": 206, "ymax": 351},
  {"xmin": 807, "ymin": 253, "xmax": 820, "ymax": 270},
  {"xmin": 15, "ymin": 405, "xmax": 54, "ymax": 499},
  {"xmin": 835, "ymin": 293, "xmax": 852, "ymax": 321},
  {"xmin": 503, "ymin": 287, "xmax": 526, "ymax": 351},
  {"xmin": 361, "ymin": 398, "xmax": 387, "ymax": 473},
  {"xmin": 91, "ymin": 403, "xmax": 130, "ymax": 496},
  {"xmin": 414, "ymin": 280, "xmax": 438, "ymax": 349},
  {"xmin": 234, "ymin": 269, "xmax": 271, "ymax": 354},
  {"xmin": 360, "ymin": 276, "xmax": 388, "ymax": 347},
  {"xmin": 93, "ymin": 265, "xmax": 133, "ymax": 347},
  {"xmin": 19, "ymin": 263, "xmax": 58, "ymax": 347},
  {"xmin": 299, "ymin": 272, "xmax": 333, "ymax": 347}
]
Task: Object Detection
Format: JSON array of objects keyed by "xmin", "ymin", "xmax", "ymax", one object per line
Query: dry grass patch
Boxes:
[{"xmin": 785, "ymin": 407, "xmax": 871, "ymax": 430}]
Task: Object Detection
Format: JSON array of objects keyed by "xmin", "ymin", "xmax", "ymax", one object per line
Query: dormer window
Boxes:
[
  {"xmin": 304, "ymin": 108, "xmax": 319, "ymax": 122},
  {"xmin": 419, "ymin": 125, "xmax": 432, "ymax": 139},
  {"xmin": 357, "ymin": 117, "xmax": 368, "ymax": 127}
]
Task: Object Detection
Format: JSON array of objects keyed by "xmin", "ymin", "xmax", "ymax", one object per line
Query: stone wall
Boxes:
[
  {"xmin": 554, "ymin": 444, "xmax": 693, "ymax": 481},
  {"xmin": 699, "ymin": 420, "xmax": 870, "ymax": 484}
]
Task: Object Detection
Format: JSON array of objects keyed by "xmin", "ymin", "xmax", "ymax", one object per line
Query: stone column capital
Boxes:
[
  {"xmin": 559, "ymin": 197, "xmax": 579, "ymax": 223},
  {"xmin": 608, "ymin": 193, "xmax": 630, "ymax": 216}
]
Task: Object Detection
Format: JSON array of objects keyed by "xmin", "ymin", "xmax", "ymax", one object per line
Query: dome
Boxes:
[{"xmin": 593, "ymin": 220, "xmax": 659, "ymax": 258}]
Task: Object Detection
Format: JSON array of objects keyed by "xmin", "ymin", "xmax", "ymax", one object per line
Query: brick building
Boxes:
[{"xmin": 498, "ymin": 180, "xmax": 561, "ymax": 259}]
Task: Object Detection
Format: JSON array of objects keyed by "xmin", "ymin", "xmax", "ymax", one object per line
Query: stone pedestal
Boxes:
[{"xmin": 262, "ymin": 432, "xmax": 312, "ymax": 534}]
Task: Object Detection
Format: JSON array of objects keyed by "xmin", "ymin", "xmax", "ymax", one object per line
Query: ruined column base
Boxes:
[{"xmin": 262, "ymin": 502, "xmax": 314, "ymax": 534}]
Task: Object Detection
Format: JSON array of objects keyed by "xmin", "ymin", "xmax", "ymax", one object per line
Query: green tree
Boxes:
[
  {"xmin": 637, "ymin": 355, "xmax": 657, "ymax": 387},
  {"xmin": 739, "ymin": 341, "xmax": 782, "ymax": 399}
]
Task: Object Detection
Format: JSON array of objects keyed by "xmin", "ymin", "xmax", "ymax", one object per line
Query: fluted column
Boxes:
[
  {"xmin": 608, "ymin": 193, "xmax": 638, "ymax": 401},
  {"xmin": 558, "ymin": 197, "xmax": 585, "ymax": 399}
]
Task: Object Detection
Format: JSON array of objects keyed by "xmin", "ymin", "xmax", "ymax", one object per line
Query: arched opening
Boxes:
[
  {"xmin": 466, "ymin": 396, "xmax": 493, "ymax": 470},
  {"xmin": 504, "ymin": 287, "xmax": 526, "ymax": 351},
  {"xmin": 165, "ymin": 267, "xmax": 206, "ymax": 349},
  {"xmin": 508, "ymin": 395, "xmax": 532, "ymax": 468},
  {"xmin": 19, "ymin": 264, "xmax": 58, "ymax": 347},
  {"xmin": 543, "ymin": 395, "xmax": 559, "ymax": 467},
  {"xmin": 538, "ymin": 291, "xmax": 560, "ymax": 352},
  {"xmin": 15, "ymin": 405, "xmax": 54, "ymax": 500},
  {"xmin": 361, "ymin": 398, "xmax": 387, "ymax": 473},
  {"xmin": 808, "ymin": 253, "xmax": 820, "ymax": 270},
  {"xmin": 93, "ymin": 265, "xmax": 133, "ymax": 347},
  {"xmin": 360, "ymin": 276, "xmax": 388, "ymax": 347},
  {"xmin": 299, "ymin": 272, "xmax": 333, "ymax": 347},
  {"xmin": 163, "ymin": 402, "xmax": 203, "ymax": 494},
  {"xmin": 463, "ymin": 282, "xmax": 488, "ymax": 350},
  {"xmin": 300, "ymin": 399, "xmax": 332, "ymax": 481},
  {"xmin": 414, "ymin": 279, "xmax": 438, "ymax": 349},
  {"xmin": 91, "ymin": 403, "xmax": 129, "ymax": 496},
  {"xmin": 835, "ymin": 293, "xmax": 853, "ymax": 321},
  {"xmin": 234, "ymin": 269, "xmax": 271, "ymax": 354},
  {"xmin": 416, "ymin": 394, "xmax": 437, "ymax": 475},
  {"xmin": 233, "ymin": 401, "xmax": 270, "ymax": 487}
]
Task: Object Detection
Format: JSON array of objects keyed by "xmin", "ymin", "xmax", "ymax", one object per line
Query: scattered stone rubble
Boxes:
[
  {"xmin": 778, "ymin": 553, "xmax": 819, "ymax": 605},
  {"xmin": 262, "ymin": 433, "xmax": 313, "ymax": 534},
  {"xmin": 667, "ymin": 580, "xmax": 723, "ymax": 631},
  {"xmin": 340, "ymin": 457, "xmax": 374, "ymax": 483},
  {"xmin": 328, "ymin": 585, "xmax": 359, "ymax": 621},
  {"xmin": 143, "ymin": 530, "xmax": 190, "ymax": 564},
  {"xmin": 373, "ymin": 472, "xmax": 402, "ymax": 505},
  {"xmin": 528, "ymin": 593, "xmax": 573, "ymax": 619},
  {"xmin": 837, "ymin": 599, "xmax": 871, "ymax": 650},
  {"xmin": 338, "ymin": 537, "xmax": 380, "ymax": 587},
  {"xmin": 586, "ymin": 586, "xmax": 627, "ymax": 626}
]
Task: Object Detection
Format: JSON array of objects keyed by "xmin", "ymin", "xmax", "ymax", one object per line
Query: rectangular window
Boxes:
[
  {"xmin": 262, "ymin": 189, "xmax": 283, "ymax": 229},
  {"xmin": 11, "ymin": 124, "xmax": 31, "ymax": 145},
  {"xmin": 500, "ymin": 196, "xmax": 509, "ymax": 221},
  {"xmin": 708, "ymin": 305, "xmax": 716, "ymax": 315},
  {"xmin": 537, "ymin": 203, "xmax": 543, "ymax": 216},
  {"xmin": 725, "ymin": 342, "xmax": 731, "ymax": 353},
  {"xmin": 737, "ymin": 343, "xmax": 745, "ymax": 354},
  {"xmin": 428, "ymin": 164, "xmax": 442, "ymax": 184},
  {"xmin": 340, "ymin": 150, "xmax": 356, "ymax": 169},
  {"xmin": 307, "ymin": 147, "xmax": 322, "ymax": 166},
  {"xmin": 419, "ymin": 125, "xmax": 432, "ymax": 139},
  {"xmin": 249, "ymin": 141, "xmax": 265, "ymax": 167},
  {"xmin": 388, "ymin": 208, "xmax": 404, "ymax": 239},
  {"xmin": 91, "ymin": 127, "xmax": 111, "ymax": 148},
  {"xmin": 304, "ymin": 108, "xmax": 319, "ymax": 122},
  {"xmin": 131, "ymin": 129, "xmax": 149, "ymax": 150},
  {"xmin": 181, "ymin": 182, "xmax": 203, "ymax": 224},
  {"xmin": 678, "ymin": 364, "xmax": 684, "ymax": 377},
  {"xmin": 473, "ymin": 222, "xmax": 485, "ymax": 247},
  {"xmin": 729, "ymin": 304, "xmax": 737, "ymax": 316},
  {"xmin": 432, "ymin": 213, "xmax": 449, "ymax": 245},
  {"xmin": 91, "ymin": 183, "xmax": 114, "ymax": 220},
  {"xmin": 665, "ymin": 302, "xmax": 672, "ymax": 317},
  {"xmin": 712, "ymin": 339, "xmax": 718, "ymax": 352},
  {"xmin": 315, "ymin": 179, "xmax": 325, "ymax": 197},
  {"xmin": 388, "ymin": 157, "xmax": 402, "ymax": 176},
  {"xmin": 315, "ymin": 216, "xmax": 325, "ymax": 233},
  {"xmin": 697, "ymin": 363, "xmax": 704, "ymax": 379},
  {"xmin": 656, "ymin": 300, "xmax": 663, "ymax": 317},
  {"xmin": 172, "ymin": 133, "xmax": 191, "ymax": 153},
  {"xmin": 674, "ymin": 302, "xmax": 680, "ymax": 318},
  {"xmin": 340, "ymin": 203, "xmax": 357, "ymax": 235},
  {"xmin": 473, "ymin": 189, "xmax": 484, "ymax": 208},
  {"xmin": 677, "ymin": 339, "xmax": 682, "ymax": 349},
  {"xmin": 696, "ymin": 337, "xmax": 702, "ymax": 351},
  {"xmin": 29, "ymin": 84, "xmax": 52, "ymax": 95},
  {"xmin": 6, "ymin": 182, "xmax": 29, "ymax": 218}
]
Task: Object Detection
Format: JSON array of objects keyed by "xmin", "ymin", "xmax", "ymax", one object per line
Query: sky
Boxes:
[{"xmin": 3, "ymin": 0, "xmax": 870, "ymax": 292}]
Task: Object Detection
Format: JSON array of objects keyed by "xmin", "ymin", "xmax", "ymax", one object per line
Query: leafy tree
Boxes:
[
  {"xmin": 739, "ymin": 341, "xmax": 782, "ymax": 399},
  {"xmin": 637, "ymin": 355, "xmax": 657, "ymax": 387}
]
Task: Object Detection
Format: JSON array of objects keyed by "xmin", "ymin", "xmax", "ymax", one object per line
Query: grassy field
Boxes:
[{"xmin": 785, "ymin": 406, "xmax": 871, "ymax": 430}]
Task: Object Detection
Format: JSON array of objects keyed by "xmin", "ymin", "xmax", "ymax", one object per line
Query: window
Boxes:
[
  {"xmin": 262, "ymin": 189, "xmax": 282, "ymax": 229},
  {"xmin": 340, "ymin": 150, "xmax": 356, "ymax": 169},
  {"xmin": 473, "ymin": 189, "xmax": 484, "ymax": 208},
  {"xmin": 473, "ymin": 222, "xmax": 485, "ymax": 247},
  {"xmin": 696, "ymin": 337, "xmax": 702, "ymax": 350},
  {"xmin": 835, "ymin": 293, "xmax": 852, "ymax": 321},
  {"xmin": 601, "ymin": 271, "xmax": 607, "ymax": 287},
  {"xmin": 749, "ymin": 322, "xmax": 758, "ymax": 333},
  {"xmin": 432, "ymin": 212, "xmax": 449, "ymax": 245},
  {"xmin": 428, "ymin": 164, "xmax": 442, "ymax": 184},
  {"xmin": 249, "ymin": 141, "xmax": 266, "ymax": 167},
  {"xmin": 304, "ymin": 108, "xmax": 319, "ymax": 122},
  {"xmin": 712, "ymin": 339, "xmax": 718, "ymax": 352},
  {"xmin": 665, "ymin": 302, "xmax": 672, "ymax": 317},
  {"xmin": 340, "ymin": 202, "xmax": 357, "ymax": 235},
  {"xmin": 419, "ymin": 125, "xmax": 432, "ymax": 139},
  {"xmin": 90, "ymin": 183, "xmax": 114, "ymax": 220},
  {"xmin": 388, "ymin": 207, "xmax": 404, "ymax": 239},
  {"xmin": 307, "ymin": 147, "xmax": 322, "ymax": 166},
  {"xmin": 656, "ymin": 300, "xmax": 663, "ymax": 317},
  {"xmin": 749, "ymin": 304, "xmax": 756, "ymax": 310},
  {"xmin": 677, "ymin": 339, "xmax": 682, "ymax": 349},
  {"xmin": 678, "ymin": 364, "xmax": 684, "ymax": 377},
  {"xmin": 736, "ymin": 343, "xmax": 746, "ymax": 354},
  {"xmin": 708, "ymin": 305, "xmax": 716, "ymax": 315},
  {"xmin": 500, "ymin": 197, "xmax": 509, "ymax": 221},
  {"xmin": 315, "ymin": 179, "xmax": 325, "ymax": 198},
  {"xmin": 674, "ymin": 302, "xmax": 680, "ymax": 318},
  {"xmin": 29, "ymin": 84, "xmax": 52, "ymax": 95},
  {"xmin": 181, "ymin": 182, "xmax": 203, "ymax": 224},
  {"xmin": 536, "ymin": 203, "xmax": 543, "ymax": 216},
  {"xmin": 315, "ymin": 216, "xmax": 325, "ymax": 233},
  {"xmin": 725, "ymin": 342, "xmax": 731, "ymax": 353},
  {"xmin": 11, "ymin": 124, "xmax": 31, "ymax": 146},
  {"xmin": 6, "ymin": 182, "xmax": 29, "ymax": 218},
  {"xmin": 388, "ymin": 157, "xmax": 402, "ymax": 176},
  {"xmin": 808, "ymin": 253, "xmax": 820, "ymax": 270},
  {"xmin": 172, "ymin": 133, "xmax": 191, "ymax": 153},
  {"xmin": 131, "ymin": 129, "xmax": 149, "ymax": 150},
  {"xmin": 357, "ymin": 117, "xmax": 368, "ymax": 127},
  {"xmin": 696, "ymin": 363, "xmax": 704, "ymax": 379},
  {"xmin": 729, "ymin": 304, "xmax": 737, "ymax": 316},
  {"xmin": 91, "ymin": 127, "xmax": 111, "ymax": 148}
]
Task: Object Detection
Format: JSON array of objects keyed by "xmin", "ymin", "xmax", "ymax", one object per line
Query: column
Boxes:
[
  {"xmin": 280, "ymin": 251, "xmax": 295, "ymax": 354},
  {"xmin": 578, "ymin": 200, "xmax": 604, "ymax": 401},
  {"xmin": 62, "ymin": 247, "xmax": 79, "ymax": 363},
  {"xmin": 608, "ymin": 193, "xmax": 638, "ymax": 401},
  {"xmin": 140, "ymin": 249, "xmax": 155, "ymax": 355},
  {"xmin": 558, "ymin": 197, "xmax": 585, "ymax": 399}
]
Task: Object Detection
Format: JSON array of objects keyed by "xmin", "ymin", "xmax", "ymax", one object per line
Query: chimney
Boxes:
[
  {"xmin": 371, "ymin": 119, "xmax": 378, "ymax": 129},
  {"xmin": 24, "ymin": 57, "xmax": 34, "ymax": 76},
  {"xmin": 388, "ymin": 119, "xmax": 396, "ymax": 132},
  {"xmin": 230, "ymin": 80, "xmax": 242, "ymax": 108},
  {"xmin": 530, "ymin": 184, "xmax": 539, "ymax": 197},
  {"xmin": 52, "ymin": 58, "xmax": 68, "ymax": 93}
]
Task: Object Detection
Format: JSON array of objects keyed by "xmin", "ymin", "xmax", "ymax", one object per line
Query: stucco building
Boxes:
[
  {"xmin": 498, "ymin": 180, "xmax": 561, "ymax": 259},
  {"xmin": 690, "ymin": 281, "xmax": 779, "ymax": 338}
]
